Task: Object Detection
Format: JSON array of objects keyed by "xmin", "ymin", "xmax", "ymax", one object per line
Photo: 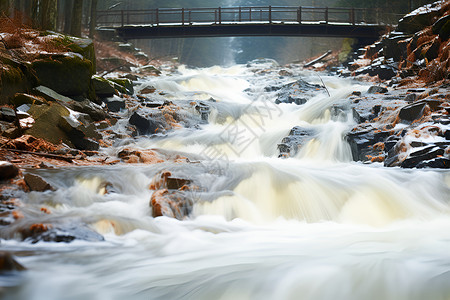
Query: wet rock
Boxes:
[
  {"xmin": 278, "ymin": 126, "xmax": 315, "ymax": 158},
  {"xmin": 397, "ymin": 3, "xmax": 441, "ymax": 34},
  {"xmin": 0, "ymin": 252, "xmax": 25, "ymax": 272},
  {"xmin": 102, "ymin": 96, "xmax": 125, "ymax": 112},
  {"xmin": 23, "ymin": 223, "xmax": 104, "ymax": 243},
  {"xmin": 31, "ymin": 53, "xmax": 94, "ymax": 97},
  {"xmin": 0, "ymin": 107, "xmax": 17, "ymax": 122},
  {"xmin": 367, "ymin": 85, "xmax": 388, "ymax": 94},
  {"xmin": 129, "ymin": 112, "xmax": 161, "ymax": 135},
  {"xmin": 150, "ymin": 189, "xmax": 191, "ymax": 219},
  {"xmin": 194, "ymin": 102, "xmax": 210, "ymax": 121},
  {"xmin": 398, "ymin": 102, "xmax": 427, "ymax": 123},
  {"xmin": 416, "ymin": 157, "xmax": 450, "ymax": 168},
  {"xmin": 404, "ymin": 93, "xmax": 417, "ymax": 103},
  {"xmin": 138, "ymin": 65, "xmax": 161, "ymax": 76},
  {"xmin": 275, "ymin": 79, "xmax": 324, "ymax": 105},
  {"xmin": 166, "ymin": 177, "xmax": 191, "ymax": 190},
  {"xmin": 24, "ymin": 173, "xmax": 55, "ymax": 192},
  {"xmin": 92, "ymin": 76, "xmax": 116, "ymax": 97},
  {"xmin": 109, "ymin": 78, "xmax": 134, "ymax": 95},
  {"xmin": 401, "ymin": 147, "xmax": 445, "ymax": 168},
  {"xmin": 346, "ymin": 127, "xmax": 389, "ymax": 162},
  {"xmin": 0, "ymin": 161, "xmax": 19, "ymax": 181},
  {"xmin": 432, "ymin": 14, "xmax": 450, "ymax": 36},
  {"xmin": 11, "ymin": 93, "xmax": 47, "ymax": 106}
]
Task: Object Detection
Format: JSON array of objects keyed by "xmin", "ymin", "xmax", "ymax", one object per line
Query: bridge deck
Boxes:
[{"xmin": 97, "ymin": 6, "xmax": 389, "ymax": 40}]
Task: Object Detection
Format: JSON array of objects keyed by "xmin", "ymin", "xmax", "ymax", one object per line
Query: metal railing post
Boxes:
[
  {"xmin": 239, "ymin": 6, "xmax": 241, "ymax": 22},
  {"xmin": 249, "ymin": 7, "xmax": 252, "ymax": 21},
  {"xmin": 182, "ymin": 8, "xmax": 184, "ymax": 25},
  {"xmin": 325, "ymin": 7, "xmax": 328, "ymax": 24},
  {"xmin": 269, "ymin": 6, "xmax": 272, "ymax": 24},
  {"xmin": 219, "ymin": 7, "xmax": 222, "ymax": 24},
  {"xmin": 155, "ymin": 8, "xmax": 159, "ymax": 25},
  {"xmin": 297, "ymin": 6, "xmax": 302, "ymax": 23},
  {"xmin": 121, "ymin": 10, "xmax": 124, "ymax": 27},
  {"xmin": 351, "ymin": 8, "xmax": 355, "ymax": 25}
]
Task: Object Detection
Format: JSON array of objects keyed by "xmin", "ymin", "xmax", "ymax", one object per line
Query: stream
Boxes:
[{"xmin": 1, "ymin": 61, "xmax": 450, "ymax": 300}]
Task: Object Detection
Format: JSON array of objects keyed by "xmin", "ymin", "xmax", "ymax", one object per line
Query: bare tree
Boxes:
[
  {"xmin": 70, "ymin": 0, "xmax": 83, "ymax": 37},
  {"xmin": 89, "ymin": 0, "xmax": 97, "ymax": 38}
]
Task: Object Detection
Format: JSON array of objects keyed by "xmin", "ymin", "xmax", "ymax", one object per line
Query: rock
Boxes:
[
  {"xmin": 102, "ymin": 96, "xmax": 125, "ymax": 112},
  {"xmin": 397, "ymin": 3, "xmax": 441, "ymax": 34},
  {"xmin": 404, "ymin": 93, "xmax": 417, "ymax": 102},
  {"xmin": 129, "ymin": 112, "xmax": 161, "ymax": 135},
  {"xmin": 401, "ymin": 147, "xmax": 445, "ymax": 168},
  {"xmin": 24, "ymin": 173, "xmax": 55, "ymax": 192},
  {"xmin": 58, "ymin": 115, "xmax": 100, "ymax": 151},
  {"xmin": 166, "ymin": 177, "xmax": 191, "ymax": 190},
  {"xmin": 49, "ymin": 33, "xmax": 96, "ymax": 72},
  {"xmin": 34, "ymin": 86, "xmax": 108, "ymax": 121},
  {"xmin": 23, "ymin": 223, "xmax": 104, "ymax": 243},
  {"xmin": 92, "ymin": 76, "xmax": 116, "ymax": 97},
  {"xmin": 31, "ymin": 53, "xmax": 94, "ymax": 97},
  {"xmin": 438, "ymin": 20, "xmax": 450, "ymax": 40},
  {"xmin": 139, "ymin": 86, "xmax": 156, "ymax": 94},
  {"xmin": 0, "ymin": 107, "xmax": 17, "ymax": 123},
  {"xmin": 432, "ymin": 15, "xmax": 450, "ymax": 35},
  {"xmin": 0, "ymin": 161, "xmax": 19, "ymax": 181},
  {"xmin": 367, "ymin": 85, "xmax": 388, "ymax": 94},
  {"xmin": 346, "ymin": 128, "xmax": 389, "ymax": 162},
  {"xmin": 194, "ymin": 102, "xmax": 210, "ymax": 121},
  {"xmin": 138, "ymin": 65, "xmax": 161, "ymax": 76},
  {"xmin": 109, "ymin": 78, "xmax": 134, "ymax": 95},
  {"xmin": 275, "ymin": 79, "xmax": 324, "ymax": 105},
  {"xmin": 0, "ymin": 252, "xmax": 25, "ymax": 272},
  {"xmin": 11, "ymin": 93, "xmax": 47, "ymax": 106},
  {"xmin": 416, "ymin": 157, "xmax": 450, "ymax": 168},
  {"xmin": 398, "ymin": 102, "xmax": 427, "ymax": 123},
  {"xmin": 150, "ymin": 189, "xmax": 191, "ymax": 219},
  {"xmin": 278, "ymin": 126, "xmax": 315, "ymax": 158}
]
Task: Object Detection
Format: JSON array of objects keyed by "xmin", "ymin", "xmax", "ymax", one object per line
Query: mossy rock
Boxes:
[
  {"xmin": 92, "ymin": 76, "xmax": 116, "ymax": 97},
  {"xmin": 44, "ymin": 32, "xmax": 96, "ymax": 73},
  {"xmin": 11, "ymin": 93, "xmax": 47, "ymax": 106},
  {"xmin": 25, "ymin": 102, "xmax": 73, "ymax": 146},
  {"xmin": 31, "ymin": 53, "xmax": 93, "ymax": 97},
  {"xmin": 0, "ymin": 55, "xmax": 38, "ymax": 105},
  {"xmin": 109, "ymin": 78, "xmax": 134, "ymax": 95},
  {"xmin": 397, "ymin": 11, "xmax": 439, "ymax": 34}
]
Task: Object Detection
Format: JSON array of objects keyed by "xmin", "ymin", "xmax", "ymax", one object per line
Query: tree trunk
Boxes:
[
  {"xmin": 41, "ymin": 0, "xmax": 57, "ymax": 30},
  {"xmin": 70, "ymin": 0, "xmax": 83, "ymax": 37},
  {"xmin": 89, "ymin": 0, "xmax": 97, "ymax": 39},
  {"xmin": 63, "ymin": 0, "xmax": 72, "ymax": 33}
]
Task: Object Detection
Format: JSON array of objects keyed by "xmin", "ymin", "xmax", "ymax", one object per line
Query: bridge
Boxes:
[{"xmin": 96, "ymin": 6, "xmax": 389, "ymax": 41}]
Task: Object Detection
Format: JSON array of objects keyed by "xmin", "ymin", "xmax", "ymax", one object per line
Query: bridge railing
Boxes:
[{"xmin": 97, "ymin": 6, "xmax": 386, "ymax": 28}]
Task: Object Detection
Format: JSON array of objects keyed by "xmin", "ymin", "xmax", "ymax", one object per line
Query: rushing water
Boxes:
[{"xmin": 1, "ymin": 62, "xmax": 450, "ymax": 300}]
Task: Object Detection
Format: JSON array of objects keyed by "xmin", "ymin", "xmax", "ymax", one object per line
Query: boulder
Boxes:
[
  {"xmin": 31, "ymin": 53, "xmax": 94, "ymax": 97},
  {"xmin": 24, "ymin": 173, "xmax": 55, "ymax": 192},
  {"xmin": 398, "ymin": 102, "xmax": 427, "ymax": 123},
  {"xmin": 129, "ymin": 112, "xmax": 161, "ymax": 135},
  {"xmin": 0, "ymin": 107, "xmax": 17, "ymax": 122},
  {"xmin": 138, "ymin": 65, "xmax": 162, "ymax": 76},
  {"xmin": 92, "ymin": 76, "xmax": 116, "ymax": 98},
  {"xmin": 109, "ymin": 78, "xmax": 134, "ymax": 95},
  {"xmin": 367, "ymin": 86, "xmax": 388, "ymax": 94},
  {"xmin": 397, "ymin": 3, "xmax": 441, "ymax": 34},
  {"xmin": 150, "ymin": 189, "xmax": 191, "ymax": 219},
  {"xmin": 102, "ymin": 96, "xmax": 126, "ymax": 112},
  {"xmin": 0, "ymin": 161, "xmax": 19, "ymax": 181},
  {"xmin": 275, "ymin": 79, "xmax": 324, "ymax": 105},
  {"xmin": 432, "ymin": 15, "xmax": 450, "ymax": 35},
  {"xmin": 278, "ymin": 126, "xmax": 315, "ymax": 158},
  {"xmin": 11, "ymin": 93, "xmax": 47, "ymax": 106},
  {"xmin": 22, "ymin": 223, "xmax": 104, "ymax": 243},
  {"xmin": 0, "ymin": 252, "xmax": 26, "ymax": 272},
  {"xmin": 401, "ymin": 147, "xmax": 445, "ymax": 168}
]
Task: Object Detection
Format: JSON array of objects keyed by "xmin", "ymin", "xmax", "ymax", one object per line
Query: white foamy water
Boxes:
[{"xmin": 1, "ymin": 63, "xmax": 450, "ymax": 300}]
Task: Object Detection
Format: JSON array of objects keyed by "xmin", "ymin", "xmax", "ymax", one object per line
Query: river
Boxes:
[{"xmin": 1, "ymin": 61, "xmax": 450, "ymax": 300}]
